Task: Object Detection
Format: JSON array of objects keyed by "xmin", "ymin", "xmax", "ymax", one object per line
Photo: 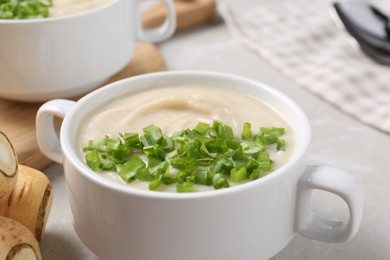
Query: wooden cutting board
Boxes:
[
  {"xmin": 0, "ymin": 0, "xmax": 216, "ymax": 170},
  {"xmin": 142, "ymin": 0, "xmax": 216, "ymax": 32}
]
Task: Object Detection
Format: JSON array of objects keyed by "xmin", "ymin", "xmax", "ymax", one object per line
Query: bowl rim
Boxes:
[
  {"xmin": 60, "ymin": 70, "xmax": 312, "ymax": 200},
  {"xmin": 0, "ymin": 0, "xmax": 119, "ymax": 24}
]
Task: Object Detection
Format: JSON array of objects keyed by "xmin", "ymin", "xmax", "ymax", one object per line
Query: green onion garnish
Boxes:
[
  {"xmin": 242, "ymin": 122, "xmax": 251, "ymax": 140},
  {"xmin": 85, "ymin": 151, "xmax": 100, "ymax": 171},
  {"xmin": 82, "ymin": 120, "xmax": 287, "ymax": 192},
  {"xmin": 0, "ymin": 0, "xmax": 53, "ymax": 19},
  {"xmin": 193, "ymin": 122, "xmax": 210, "ymax": 136},
  {"xmin": 276, "ymin": 139, "xmax": 286, "ymax": 151},
  {"xmin": 118, "ymin": 155, "xmax": 145, "ymax": 182},
  {"xmin": 176, "ymin": 181, "xmax": 195, "ymax": 193},
  {"xmin": 212, "ymin": 173, "xmax": 230, "ymax": 189},
  {"xmin": 230, "ymin": 165, "xmax": 246, "ymax": 183},
  {"xmin": 149, "ymin": 175, "xmax": 162, "ymax": 190}
]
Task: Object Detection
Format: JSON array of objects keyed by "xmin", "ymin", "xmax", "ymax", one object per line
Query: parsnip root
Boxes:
[
  {"xmin": 0, "ymin": 216, "xmax": 42, "ymax": 260},
  {"xmin": 7, "ymin": 165, "xmax": 53, "ymax": 241},
  {"xmin": 0, "ymin": 132, "xmax": 18, "ymax": 216},
  {"xmin": 0, "ymin": 131, "xmax": 53, "ymax": 241}
]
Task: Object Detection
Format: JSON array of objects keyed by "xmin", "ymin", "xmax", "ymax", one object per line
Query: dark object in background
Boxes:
[{"xmin": 334, "ymin": 0, "xmax": 390, "ymax": 65}]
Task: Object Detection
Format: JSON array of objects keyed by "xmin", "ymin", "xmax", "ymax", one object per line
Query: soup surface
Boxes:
[
  {"xmin": 78, "ymin": 85, "xmax": 295, "ymax": 192},
  {"xmin": 0, "ymin": 0, "xmax": 110, "ymax": 19},
  {"xmin": 50, "ymin": 0, "xmax": 110, "ymax": 17}
]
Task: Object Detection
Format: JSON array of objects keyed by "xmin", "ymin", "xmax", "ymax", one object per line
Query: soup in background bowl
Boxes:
[
  {"xmin": 36, "ymin": 71, "xmax": 363, "ymax": 260},
  {"xmin": 0, "ymin": 0, "xmax": 111, "ymax": 19}
]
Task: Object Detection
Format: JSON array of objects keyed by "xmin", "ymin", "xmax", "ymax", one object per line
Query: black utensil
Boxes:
[{"xmin": 333, "ymin": 0, "xmax": 390, "ymax": 64}]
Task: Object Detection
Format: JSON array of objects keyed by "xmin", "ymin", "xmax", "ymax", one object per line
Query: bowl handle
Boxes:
[
  {"xmin": 295, "ymin": 165, "xmax": 363, "ymax": 242},
  {"xmin": 134, "ymin": 0, "xmax": 176, "ymax": 42},
  {"xmin": 36, "ymin": 99, "xmax": 75, "ymax": 164}
]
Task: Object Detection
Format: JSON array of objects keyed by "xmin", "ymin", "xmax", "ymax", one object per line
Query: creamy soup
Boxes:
[
  {"xmin": 78, "ymin": 85, "xmax": 295, "ymax": 192},
  {"xmin": 50, "ymin": 0, "xmax": 110, "ymax": 17}
]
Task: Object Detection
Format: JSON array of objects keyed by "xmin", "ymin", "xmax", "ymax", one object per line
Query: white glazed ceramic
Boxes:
[
  {"xmin": 0, "ymin": 0, "xmax": 175, "ymax": 102},
  {"xmin": 36, "ymin": 71, "xmax": 363, "ymax": 260}
]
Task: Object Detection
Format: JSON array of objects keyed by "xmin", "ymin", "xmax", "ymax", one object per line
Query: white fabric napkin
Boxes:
[{"xmin": 219, "ymin": 0, "xmax": 390, "ymax": 134}]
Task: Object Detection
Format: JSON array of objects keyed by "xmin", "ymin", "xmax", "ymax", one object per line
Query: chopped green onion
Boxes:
[
  {"xmin": 118, "ymin": 155, "xmax": 145, "ymax": 182},
  {"xmin": 106, "ymin": 139, "xmax": 120, "ymax": 151},
  {"xmin": 210, "ymin": 157, "xmax": 233, "ymax": 175},
  {"xmin": 205, "ymin": 139, "xmax": 228, "ymax": 154},
  {"xmin": 121, "ymin": 132, "xmax": 141, "ymax": 148},
  {"xmin": 140, "ymin": 134, "xmax": 154, "ymax": 147},
  {"xmin": 147, "ymin": 156, "xmax": 161, "ymax": 168},
  {"xmin": 193, "ymin": 122, "xmax": 210, "ymax": 135},
  {"xmin": 160, "ymin": 137, "xmax": 174, "ymax": 152},
  {"xmin": 242, "ymin": 122, "xmax": 251, "ymax": 140},
  {"xmin": 143, "ymin": 124, "xmax": 164, "ymax": 144},
  {"xmin": 150, "ymin": 161, "xmax": 169, "ymax": 177},
  {"xmin": 212, "ymin": 173, "xmax": 230, "ymax": 189},
  {"xmin": 112, "ymin": 144, "xmax": 132, "ymax": 159},
  {"xmin": 257, "ymin": 152, "xmax": 270, "ymax": 162},
  {"xmin": 196, "ymin": 157, "xmax": 213, "ymax": 166},
  {"xmin": 185, "ymin": 141, "xmax": 208, "ymax": 159},
  {"xmin": 276, "ymin": 139, "xmax": 286, "ymax": 151},
  {"xmin": 83, "ymin": 121, "xmax": 286, "ymax": 192},
  {"xmin": 183, "ymin": 129, "xmax": 196, "ymax": 139},
  {"xmin": 149, "ymin": 175, "xmax": 162, "ymax": 190},
  {"xmin": 231, "ymin": 150, "xmax": 248, "ymax": 164},
  {"xmin": 83, "ymin": 140, "xmax": 94, "ymax": 152},
  {"xmin": 231, "ymin": 165, "xmax": 247, "ymax": 183},
  {"xmin": 210, "ymin": 120, "xmax": 233, "ymax": 140},
  {"xmin": 101, "ymin": 161, "xmax": 115, "ymax": 171},
  {"xmin": 246, "ymin": 158, "xmax": 259, "ymax": 174},
  {"xmin": 176, "ymin": 171, "xmax": 188, "ymax": 183},
  {"xmin": 226, "ymin": 140, "xmax": 241, "ymax": 150},
  {"xmin": 136, "ymin": 168, "xmax": 153, "ymax": 182},
  {"xmin": 162, "ymin": 175, "xmax": 177, "ymax": 185},
  {"xmin": 242, "ymin": 144, "xmax": 261, "ymax": 155},
  {"xmin": 260, "ymin": 127, "xmax": 285, "ymax": 136},
  {"xmin": 194, "ymin": 169, "xmax": 208, "ymax": 185},
  {"xmin": 176, "ymin": 181, "xmax": 195, "ymax": 193},
  {"xmin": 258, "ymin": 161, "xmax": 271, "ymax": 172},
  {"xmin": 170, "ymin": 157, "xmax": 197, "ymax": 173},
  {"xmin": 143, "ymin": 145, "xmax": 159, "ymax": 157},
  {"xmin": 85, "ymin": 151, "xmax": 100, "ymax": 171},
  {"xmin": 248, "ymin": 169, "xmax": 260, "ymax": 180},
  {"xmin": 0, "ymin": 0, "xmax": 53, "ymax": 19},
  {"xmin": 258, "ymin": 133, "xmax": 278, "ymax": 145}
]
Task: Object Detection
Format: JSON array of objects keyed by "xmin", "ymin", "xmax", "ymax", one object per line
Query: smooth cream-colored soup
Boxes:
[
  {"xmin": 50, "ymin": 0, "xmax": 110, "ymax": 17},
  {"xmin": 78, "ymin": 85, "xmax": 295, "ymax": 192}
]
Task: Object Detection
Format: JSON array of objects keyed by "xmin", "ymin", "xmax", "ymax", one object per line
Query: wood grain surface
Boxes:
[
  {"xmin": 142, "ymin": 0, "xmax": 216, "ymax": 32},
  {"xmin": 0, "ymin": 0, "xmax": 216, "ymax": 170},
  {"xmin": 0, "ymin": 43, "xmax": 166, "ymax": 170}
]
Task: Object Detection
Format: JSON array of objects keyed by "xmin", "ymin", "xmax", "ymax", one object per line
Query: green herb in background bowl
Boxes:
[
  {"xmin": 82, "ymin": 120, "xmax": 286, "ymax": 193},
  {"xmin": 0, "ymin": 0, "xmax": 52, "ymax": 19}
]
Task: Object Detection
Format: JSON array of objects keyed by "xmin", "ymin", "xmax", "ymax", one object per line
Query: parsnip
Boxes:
[
  {"xmin": 0, "ymin": 216, "xmax": 42, "ymax": 260},
  {"xmin": 7, "ymin": 165, "xmax": 53, "ymax": 241},
  {"xmin": 0, "ymin": 131, "xmax": 53, "ymax": 241},
  {"xmin": 0, "ymin": 132, "xmax": 18, "ymax": 216}
]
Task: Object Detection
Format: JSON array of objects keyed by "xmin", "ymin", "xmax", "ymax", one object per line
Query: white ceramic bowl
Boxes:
[
  {"xmin": 0, "ymin": 0, "xmax": 176, "ymax": 102},
  {"xmin": 36, "ymin": 71, "xmax": 363, "ymax": 260}
]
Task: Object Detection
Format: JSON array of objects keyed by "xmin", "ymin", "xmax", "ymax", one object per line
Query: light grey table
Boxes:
[{"xmin": 41, "ymin": 16, "xmax": 390, "ymax": 260}]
